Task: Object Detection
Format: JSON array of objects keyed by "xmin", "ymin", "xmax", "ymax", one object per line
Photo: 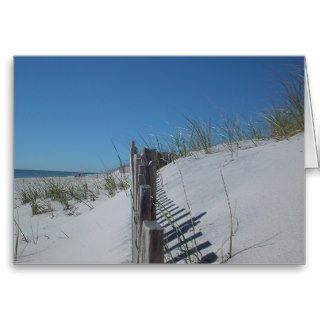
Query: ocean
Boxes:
[{"xmin": 14, "ymin": 169, "xmax": 96, "ymax": 179}]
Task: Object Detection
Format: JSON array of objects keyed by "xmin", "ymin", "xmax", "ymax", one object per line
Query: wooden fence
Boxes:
[{"xmin": 130, "ymin": 141, "xmax": 164, "ymax": 263}]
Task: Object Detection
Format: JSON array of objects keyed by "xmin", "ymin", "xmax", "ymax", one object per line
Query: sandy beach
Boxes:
[{"xmin": 13, "ymin": 134, "xmax": 304, "ymax": 264}]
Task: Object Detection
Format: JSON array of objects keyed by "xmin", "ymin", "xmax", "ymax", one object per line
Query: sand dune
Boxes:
[{"xmin": 13, "ymin": 134, "xmax": 304, "ymax": 264}]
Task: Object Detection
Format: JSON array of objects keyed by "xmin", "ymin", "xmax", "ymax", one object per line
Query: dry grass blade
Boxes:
[{"xmin": 220, "ymin": 169, "xmax": 234, "ymax": 261}]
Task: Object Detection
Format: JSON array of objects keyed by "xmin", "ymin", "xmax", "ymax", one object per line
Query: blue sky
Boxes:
[{"xmin": 14, "ymin": 56, "xmax": 304, "ymax": 172}]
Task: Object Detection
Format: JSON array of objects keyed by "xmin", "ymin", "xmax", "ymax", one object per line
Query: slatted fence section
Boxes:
[{"xmin": 130, "ymin": 141, "xmax": 164, "ymax": 263}]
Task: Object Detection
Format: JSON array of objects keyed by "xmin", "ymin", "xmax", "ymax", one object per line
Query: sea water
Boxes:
[{"xmin": 14, "ymin": 169, "xmax": 95, "ymax": 178}]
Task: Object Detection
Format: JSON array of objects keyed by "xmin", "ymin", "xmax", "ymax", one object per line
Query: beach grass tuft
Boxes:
[
  {"xmin": 103, "ymin": 173, "xmax": 118, "ymax": 197},
  {"xmin": 186, "ymin": 117, "xmax": 215, "ymax": 154},
  {"xmin": 263, "ymin": 74, "xmax": 304, "ymax": 140}
]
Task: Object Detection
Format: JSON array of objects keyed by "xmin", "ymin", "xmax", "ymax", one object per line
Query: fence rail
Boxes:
[{"xmin": 130, "ymin": 141, "xmax": 164, "ymax": 263}]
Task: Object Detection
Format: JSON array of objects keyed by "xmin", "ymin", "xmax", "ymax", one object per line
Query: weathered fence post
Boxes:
[
  {"xmin": 141, "ymin": 148, "xmax": 157, "ymax": 220},
  {"xmin": 133, "ymin": 154, "xmax": 142, "ymax": 212},
  {"xmin": 137, "ymin": 185, "xmax": 152, "ymax": 262},
  {"xmin": 130, "ymin": 141, "xmax": 137, "ymax": 198},
  {"xmin": 130, "ymin": 141, "xmax": 137, "ymax": 263},
  {"xmin": 141, "ymin": 221, "xmax": 164, "ymax": 263},
  {"xmin": 130, "ymin": 142, "xmax": 164, "ymax": 263}
]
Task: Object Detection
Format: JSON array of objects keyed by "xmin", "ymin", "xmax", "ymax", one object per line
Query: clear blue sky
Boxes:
[{"xmin": 14, "ymin": 56, "xmax": 304, "ymax": 172}]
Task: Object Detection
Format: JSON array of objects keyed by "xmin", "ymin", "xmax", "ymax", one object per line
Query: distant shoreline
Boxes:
[{"xmin": 14, "ymin": 169, "xmax": 97, "ymax": 179}]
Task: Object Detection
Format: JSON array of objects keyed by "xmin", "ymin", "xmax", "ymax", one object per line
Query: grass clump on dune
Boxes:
[
  {"xmin": 186, "ymin": 118, "xmax": 215, "ymax": 154},
  {"xmin": 116, "ymin": 175, "xmax": 130, "ymax": 191},
  {"xmin": 103, "ymin": 173, "xmax": 118, "ymax": 197},
  {"xmin": 20, "ymin": 185, "xmax": 43, "ymax": 205},
  {"xmin": 19, "ymin": 184, "xmax": 52, "ymax": 215},
  {"xmin": 263, "ymin": 74, "xmax": 304, "ymax": 140},
  {"xmin": 102, "ymin": 171, "xmax": 130, "ymax": 197},
  {"xmin": 43, "ymin": 179, "xmax": 71, "ymax": 210},
  {"xmin": 169, "ymin": 128, "xmax": 189, "ymax": 159},
  {"xmin": 246, "ymin": 119, "xmax": 264, "ymax": 146},
  {"xmin": 18, "ymin": 177, "xmax": 102, "ymax": 214}
]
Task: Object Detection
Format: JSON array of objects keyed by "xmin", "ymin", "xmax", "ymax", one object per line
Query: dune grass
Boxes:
[
  {"xmin": 220, "ymin": 169, "xmax": 234, "ymax": 262},
  {"xmin": 169, "ymin": 127, "xmax": 189, "ymax": 159},
  {"xmin": 186, "ymin": 118, "xmax": 215, "ymax": 154},
  {"xmin": 43, "ymin": 179, "xmax": 71, "ymax": 210},
  {"xmin": 103, "ymin": 173, "xmax": 118, "ymax": 197},
  {"xmin": 263, "ymin": 74, "xmax": 304, "ymax": 140},
  {"xmin": 137, "ymin": 113, "xmax": 266, "ymax": 166},
  {"xmin": 17, "ymin": 171, "xmax": 130, "ymax": 216},
  {"xmin": 19, "ymin": 184, "xmax": 52, "ymax": 215}
]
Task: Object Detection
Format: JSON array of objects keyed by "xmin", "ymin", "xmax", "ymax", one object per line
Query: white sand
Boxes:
[
  {"xmin": 160, "ymin": 133, "xmax": 305, "ymax": 264},
  {"xmin": 13, "ymin": 134, "xmax": 304, "ymax": 264},
  {"xmin": 14, "ymin": 175, "xmax": 132, "ymax": 264}
]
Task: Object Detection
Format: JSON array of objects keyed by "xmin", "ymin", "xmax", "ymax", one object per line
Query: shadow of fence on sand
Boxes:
[{"xmin": 156, "ymin": 184, "xmax": 218, "ymax": 264}]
